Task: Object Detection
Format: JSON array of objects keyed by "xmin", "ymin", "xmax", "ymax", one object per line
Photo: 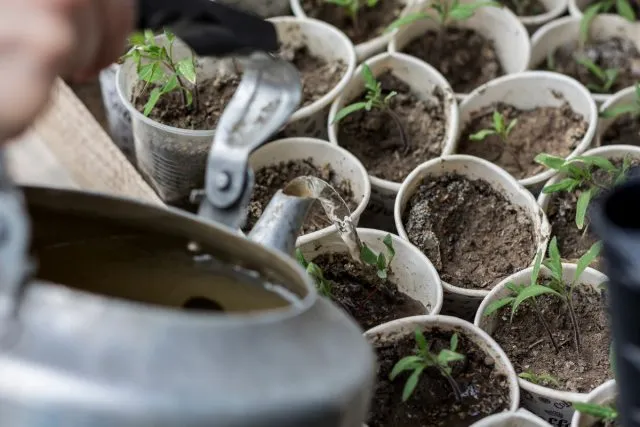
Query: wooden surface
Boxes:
[{"xmin": 6, "ymin": 78, "xmax": 163, "ymax": 206}]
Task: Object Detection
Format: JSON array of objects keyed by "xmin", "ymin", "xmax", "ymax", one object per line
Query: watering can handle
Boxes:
[{"xmin": 0, "ymin": 149, "xmax": 31, "ymax": 317}]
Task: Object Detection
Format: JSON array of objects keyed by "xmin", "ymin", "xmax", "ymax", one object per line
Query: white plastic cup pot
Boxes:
[
  {"xmin": 269, "ymin": 17, "xmax": 357, "ymax": 140},
  {"xmin": 394, "ymin": 155, "xmax": 551, "ymax": 319},
  {"xmin": 328, "ymin": 51, "xmax": 459, "ymax": 229},
  {"xmin": 530, "ymin": 15, "xmax": 640, "ymax": 105},
  {"xmin": 289, "ymin": 0, "xmax": 415, "ymax": 62},
  {"xmin": 99, "ymin": 63, "xmax": 134, "ymax": 162},
  {"xmin": 217, "ymin": 0, "xmax": 290, "ymax": 17},
  {"xmin": 538, "ymin": 144, "xmax": 640, "ymax": 239},
  {"xmin": 117, "ymin": 35, "xmax": 234, "ymax": 205},
  {"xmin": 297, "ymin": 229, "xmax": 444, "ymax": 324},
  {"xmin": 388, "ymin": 0, "xmax": 530, "ymax": 101},
  {"xmin": 364, "ymin": 314, "xmax": 520, "ymax": 424},
  {"xmin": 475, "ymin": 264, "xmax": 610, "ymax": 425},
  {"xmin": 471, "ymin": 408, "xmax": 552, "ymax": 427},
  {"xmin": 597, "ymin": 85, "xmax": 639, "ymax": 146},
  {"xmin": 455, "ymin": 71, "xmax": 598, "ymax": 191},
  {"xmin": 514, "ymin": 0, "xmax": 569, "ymax": 33},
  {"xmin": 571, "ymin": 380, "xmax": 616, "ymax": 427},
  {"xmin": 248, "ymin": 137, "xmax": 371, "ymax": 246}
]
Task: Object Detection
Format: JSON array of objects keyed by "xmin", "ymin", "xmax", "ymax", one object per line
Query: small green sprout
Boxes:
[
  {"xmin": 123, "ymin": 29, "xmax": 198, "ymax": 116},
  {"xmin": 518, "ymin": 371, "xmax": 560, "ymax": 387},
  {"xmin": 580, "ymin": 0, "xmax": 635, "ymax": 45},
  {"xmin": 325, "ymin": 0, "xmax": 379, "ymax": 32},
  {"xmin": 469, "ymin": 110, "xmax": 522, "ymax": 170},
  {"xmin": 360, "ymin": 233, "xmax": 396, "ymax": 279},
  {"xmin": 296, "ymin": 249, "xmax": 333, "ymax": 297},
  {"xmin": 390, "ymin": 329, "xmax": 465, "ymax": 402},
  {"xmin": 485, "ymin": 237, "xmax": 601, "ymax": 353},
  {"xmin": 573, "ymin": 402, "xmax": 618, "ymax": 424},
  {"xmin": 333, "ymin": 65, "xmax": 410, "ymax": 152},
  {"xmin": 601, "ymin": 83, "xmax": 640, "ymax": 119},
  {"xmin": 386, "ymin": 0, "xmax": 500, "ymax": 31},
  {"xmin": 573, "ymin": 55, "xmax": 619, "ymax": 93},
  {"xmin": 536, "ymin": 153, "xmax": 632, "ymax": 230}
]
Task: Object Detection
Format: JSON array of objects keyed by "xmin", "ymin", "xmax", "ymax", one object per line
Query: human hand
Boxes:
[{"xmin": 0, "ymin": 0, "xmax": 135, "ymax": 143}]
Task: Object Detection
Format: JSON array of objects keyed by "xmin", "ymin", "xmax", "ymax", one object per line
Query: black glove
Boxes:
[{"xmin": 136, "ymin": 0, "xmax": 279, "ymax": 56}]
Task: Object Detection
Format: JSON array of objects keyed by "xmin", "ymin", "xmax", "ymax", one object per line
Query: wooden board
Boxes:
[{"xmin": 6, "ymin": 78, "xmax": 163, "ymax": 206}]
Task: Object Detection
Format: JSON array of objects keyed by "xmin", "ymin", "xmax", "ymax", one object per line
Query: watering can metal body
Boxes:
[{"xmin": 0, "ymin": 186, "xmax": 375, "ymax": 427}]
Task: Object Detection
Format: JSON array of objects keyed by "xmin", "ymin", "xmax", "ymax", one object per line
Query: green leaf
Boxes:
[
  {"xmin": 306, "ymin": 263, "xmax": 324, "ymax": 281},
  {"xmin": 177, "ymin": 58, "xmax": 197, "ymax": 85},
  {"xmin": 469, "ymin": 129, "xmax": 497, "ymax": 141},
  {"xmin": 535, "ymin": 153, "xmax": 566, "ymax": 170},
  {"xmin": 484, "ymin": 297, "xmax": 515, "ymax": 316},
  {"xmin": 580, "ymin": 3, "xmax": 601, "ymax": 44},
  {"xmin": 511, "ymin": 285, "xmax": 563, "ymax": 319},
  {"xmin": 438, "ymin": 349, "xmax": 465, "ymax": 364},
  {"xmin": 402, "ymin": 366, "xmax": 425, "ymax": 402},
  {"xmin": 139, "ymin": 62, "xmax": 165, "ymax": 83},
  {"xmin": 144, "ymin": 29, "xmax": 156, "ymax": 44},
  {"xmin": 574, "ymin": 54, "xmax": 606, "ymax": 81},
  {"xmin": 573, "ymin": 402, "xmax": 618, "ymax": 421},
  {"xmin": 360, "ymin": 245, "xmax": 378, "ymax": 265},
  {"xmin": 531, "ymin": 249, "xmax": 544, "ymax": 286},
  {"xmin": 574, "ymin": 241, "xmax": 602, "ymax": 283},
  {"xmin": 450, "ymin": 333, "xmax": 459, "ymax": 352},
  {"xmin": 143, "ymin": 87, "xmax": 162, "ymax": 116},
  {"xmin": 542, "ymin": 178, "xmax": 579, "ymax": 194},
  {"xmin": 128, "ymin": 32, "xmax": 146, "ymax": 46},
  {"xmin": 164, "ymin": 28, "xmax": 176, "ymax": 43},
  {"xmin": 332, "ymin": 102, "xmax": 368, "ymax": 123},
  {"xmin": 573, "ymin": 155, "xmax": 617, "ymax": 172},
  {"xmin": 185, "ymin": 89, "xmax": 193, "ymax": 107},
  {"xmin": 383, "ymin": 234, "xmax": 395, "ymax": 261},
  {"xmin": 386, "ymin": 12, "xmax": 432, "ymax": 32},
  {"xmin": 493, "ymin": 111, "xmax": 505, "ymax": 133},
  {"xmin": 295, "ymin": 248, "xmax": 308, "ymax": 268},
  {"xmin": 506, "ymin": 119, "xmax": 518, "ymax": 135},
  {"xmin": 376, "ymin": 252, "xmax": 387, "ymax": 279},
  {"xmin": 576, "ymin": 188, "xmax": 593, "ymax": 229},
  {"xmin": 604, "ymin": 68, "xmax": 619, "ymax": 91},
  {"xmin": 600, "ymin": 103, "xmax": 640, "ymax": 118},
  {"xmin": 389, "ymin": 355, "xmax": 424, "ymax": 379},
  {"xmin": 449, "ymin": 1, "xmax": 500, "ymax": 20},
  {"xmin": 616, "ymin": 0, "xmax": 636, "ymax": 20},
  {"xmin": 547, "ymin": 236, "xmax": 563, "ymax": 280},
  {"xmin": 415, "ymin": 328, "xmax": 428, "ymax": 352},
  {"xmin": 161, "ymin": 75, "xmax": 179, "ymax": 94},
  {"xmin": 367, "ymin": 0, "xmax": 379, "ymax": 6},
  {"xmin": 361, "ymin": 65, "xmax": 377, "ymax": 90},
  {"xmin": 384, "ymin": 91, "xmax": 397, "ymax": 104}
]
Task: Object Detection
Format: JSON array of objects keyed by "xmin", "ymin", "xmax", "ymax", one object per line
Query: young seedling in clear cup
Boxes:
[{"xmin": 123, "ymin": 29, "xmax": 198, "ymax": 116}]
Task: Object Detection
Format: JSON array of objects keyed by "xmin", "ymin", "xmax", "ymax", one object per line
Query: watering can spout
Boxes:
[{"xmin": 248, "ymin": 190, "xmax": 315, "ymax": 256}]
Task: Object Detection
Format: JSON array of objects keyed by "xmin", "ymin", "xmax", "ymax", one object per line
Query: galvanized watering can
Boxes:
[{"xmin": 0, "ymin": 9, "xmax": 375, "ymax": 425}]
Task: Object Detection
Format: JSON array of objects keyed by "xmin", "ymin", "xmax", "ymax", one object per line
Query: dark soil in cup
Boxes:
[
  {"xmin": 403, "ymin": 173, "xmax": 536, "ymax": 290},
  {"xmin": 500, "ymin": 0, "xmax": 546, "ymax": 15},
  {"xmin": 538, "ymin": 38, "xmax": 640, "ymax": 94},
  {"xmin": 314, "ymin": 253, "xmax": 428, "ymax": 330},
  {"xmin": 368, "ymin": 328, "xmax": 511, "ymax": 427},
  {"xmin": 300, "ymin": 0, "xmax": 404, "ymax": 44},
  {"xmin": 491, "ymin": 284, "xmax": 611, "ymax": 392},
  {"xmin": 337, "ymin": 71, "xmax": 448, "ymax": 183},
  {"xmin": 458, "ymin": 102, "xmax": 588, "ymax": 179},
  {"xmin": 278, "ymin": 42, "xmax": 346, "ymax": 108},
  {"xmin": 601, "ymin": 114, "xmax": 640, "ymax": 146},
  {"xmin": 403, "ymin": 27, "xmax": 504, "ymax": 94},
  {"xmin": 133, "ymin": 74, "xmax": 240, "ymax": 129},
  {"xmin": 245, "ymin": 158, "xmax": 357, "ymax": 234},
  {"xmin": 546, "ymin": 157, "xmax": 639, "ymax": 267}
]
